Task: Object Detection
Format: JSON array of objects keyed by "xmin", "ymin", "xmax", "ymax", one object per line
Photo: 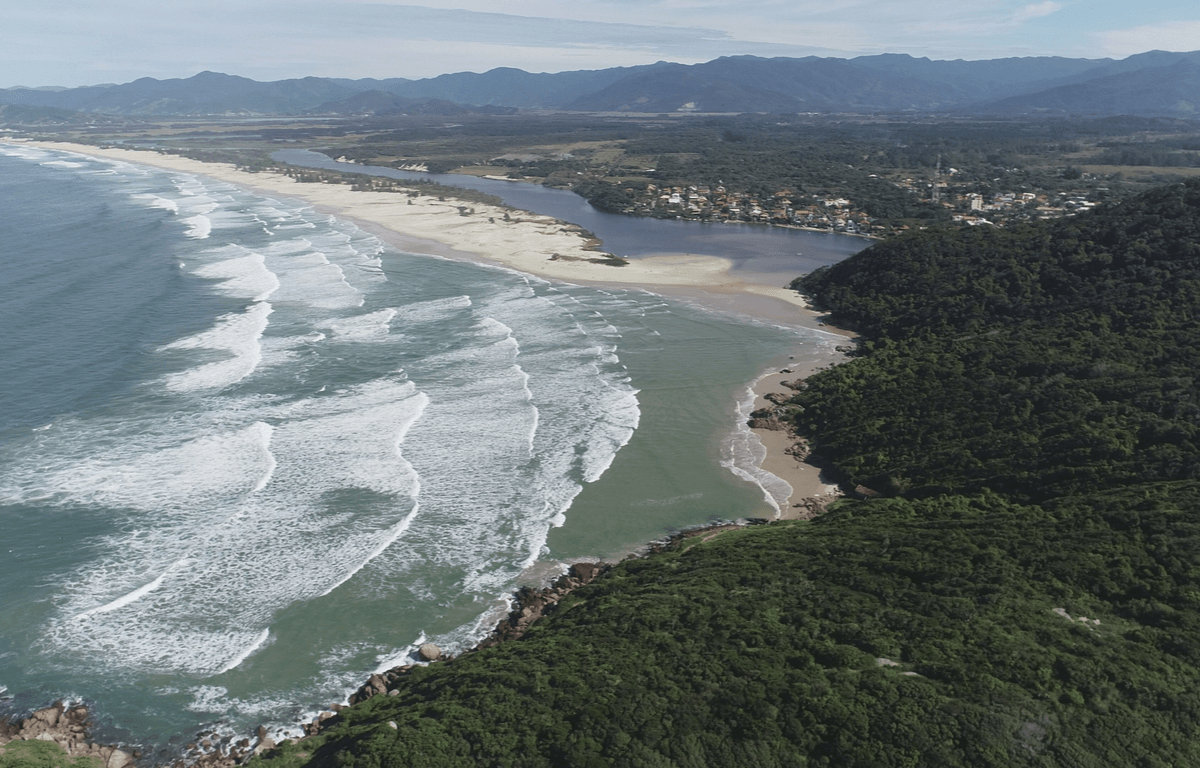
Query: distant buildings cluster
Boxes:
[
  {"xmin": 894, "ymin": 175, "xmax": 1104, "ymax": 228},
  {"xmin": 607, "ymin": 176, "xmax": 1104, "ymax": 235},
  {"xmin": 624, "ymin": 183, "xmax": 873, "ymax": 234}
]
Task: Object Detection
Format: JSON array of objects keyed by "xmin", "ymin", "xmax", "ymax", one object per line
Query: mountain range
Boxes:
[{"xmin": 4, "ymin": 50, "xmax": 1200, "ymax": 118}]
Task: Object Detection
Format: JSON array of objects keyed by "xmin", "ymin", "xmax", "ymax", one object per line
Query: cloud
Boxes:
[
  {"xmin": 0, "ymin": 0, "xmax": 1173, "ymax": 87},
  {"xmin": 1095, "ymin": 20, "xmax": 1200, "ymax": 57},
  {"xmin": 1011, "ymin": 2, "xmax": 1063, "ymax": 24}
]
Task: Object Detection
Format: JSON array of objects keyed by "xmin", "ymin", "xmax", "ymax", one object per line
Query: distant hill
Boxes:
[
  {"xmin": 565, "ymin": 56, "xmax": 977, "ymax": 112},
  {"xmin": 0, "ymin": 103, "xmax": 131, "ymax": 126},
  {"xmin": 986, "ymin": 59, "xmax": 1200, "ymax": 116},
  {"xmin": 0, "ymin": 71, "xmax": 360, "ymax": 115},
  {"xmin": 5, "ymin": 51, "xmax": 1200, "ymax": 116},
  {"xmin": 308, "ymin": 90, "xmax": 517, "ymax": 116},
  {"xmin": 377, "ymin": 64, "xmax": 666, "ymax": 109}
]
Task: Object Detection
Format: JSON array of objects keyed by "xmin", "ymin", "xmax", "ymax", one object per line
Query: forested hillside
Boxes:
[
  {"xmin": 792, "ymin": 181, "xmax": 1200, "ymax": 500},
  {"xmin": 249, "ymin": 181, "xmax": 1200, "ymax": 768}
]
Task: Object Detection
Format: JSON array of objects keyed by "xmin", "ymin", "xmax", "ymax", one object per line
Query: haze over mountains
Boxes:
[{"xmin": 4, "ymin": 50, "xmax": 1200, "ymax": 118}]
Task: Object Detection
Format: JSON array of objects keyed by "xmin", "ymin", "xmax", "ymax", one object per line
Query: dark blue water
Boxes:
[{"xmin": 271, "ymin": 149, "xmax": 867, "ymax": 276}]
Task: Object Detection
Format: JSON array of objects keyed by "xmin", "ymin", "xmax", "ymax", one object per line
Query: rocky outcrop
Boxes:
[
  {"xmin": 784, "ymin": 439, "xmax": 811, "ymax": 460},
  {"xmin": 790, "ymin": 495, "xmax": 832, "ymax": 519},
  {"xmin": 747, "ymin": 415, "xmax": 787, "ymax": 430},
  {"xmin": 476, "ymin": 561, "xmax": 610, "ymax": 648},
  {"xmin": 299, "ymin": 561, "xmax": 612, "ymax": 743},
  {"xmin": 0, "ymin": 701, "xmax": 136, "ymax": 768}
]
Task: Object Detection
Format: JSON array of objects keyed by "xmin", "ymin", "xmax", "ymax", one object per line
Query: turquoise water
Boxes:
[{"xmin": 0, "ymin": 144, "xmax": 841, "ymax": 753}]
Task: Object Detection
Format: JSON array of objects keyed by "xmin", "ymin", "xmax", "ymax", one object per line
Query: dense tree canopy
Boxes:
[{"xmin": 251, "ymin": 180, "xmax": 1200, "ymax": 768}]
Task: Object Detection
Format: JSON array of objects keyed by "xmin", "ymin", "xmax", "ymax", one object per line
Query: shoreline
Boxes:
[
  {"xmin": 10, "ymin": 140, "xmax": 842, "ymax": 324},
  {"xmin": 0, "ymin": 138, "xmax": 859, "ymax": 760},
  {"xmin": 10, "ymin": 138, "xmax": 854, "ymax": 514}
]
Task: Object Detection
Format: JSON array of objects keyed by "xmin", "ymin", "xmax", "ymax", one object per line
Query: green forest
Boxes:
[{"xmin": 248, "ymin": 180, "xmax": 1200, "ymax": 767}]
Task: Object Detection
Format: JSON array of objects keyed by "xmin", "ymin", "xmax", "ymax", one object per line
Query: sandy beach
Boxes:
[{"xmin": 13, "ymin": 139, "xmax": 851, "ymax": 515}]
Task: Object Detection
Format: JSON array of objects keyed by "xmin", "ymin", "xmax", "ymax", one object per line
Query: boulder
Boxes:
[
  {"xmin": 106, "ymin": 749, "xmax": 133, "ymax": 768},
  {"xmin": 33, "ymin": 706, "xmax": 61, "ymax": 729},
  {"xmin": 418, "ymin": 643, "xmax": 441, "ymax": 661},
  {"xmin": 568, "ymin": 562, "xmax": 601, "ymax": 582}
]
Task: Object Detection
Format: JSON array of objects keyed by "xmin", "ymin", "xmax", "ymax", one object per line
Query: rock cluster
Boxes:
[
  {"xmin": 477, "ymin": 561, "xmax": 609, "ymax": 647},
  {"xmin": 160, "ymin": 723, "xmax": 296, "ymax": 768},
  {"xmin": 790, "ymin": 495, "xmax": 831, "ymax": 519},
  {"xmin": 0, "ymin": 701, "xmax": 135, "ymax": 768},
  {"xmin": 784, "ymin": 439, "xmax": 811, "ymax": 460},
  {"xmin": 747, "ymin": 414, "xmax": 787, "ymax": 430},
  {"xmin": 302, "ymin": 562, "xmax": 609, "ymax": 741},
  {"xmin": 7, "ymin": 560, "xmax": 615, "ymax": 766}
]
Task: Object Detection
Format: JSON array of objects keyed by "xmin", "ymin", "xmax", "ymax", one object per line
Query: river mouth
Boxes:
[{"xmin": 270, "ymin": 149, "xmax": 867, "ymax": 275}]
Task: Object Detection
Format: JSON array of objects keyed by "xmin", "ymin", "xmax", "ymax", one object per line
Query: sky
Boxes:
[{"xmin": 4, "ymin": 0, "xmax": 1200, "ymax": 88}]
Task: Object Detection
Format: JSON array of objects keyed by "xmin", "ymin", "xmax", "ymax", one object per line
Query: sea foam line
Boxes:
[
  {"xmin": 315, "ymin": 390, "xmax": 429, "ymax": 600},
  {"xmin": 722, "ymin": 380, "xmax": 791, "ymax": 516},
  {"xmin": 372, "ymin": 632, "xmax": 428, "ymax": 675},
  {"xmin": 74, "ymin": 558, "xmax": 189, "ymax": 619},
  {"xmin": 250, "ymin": 422, "xmax": 276, "ymax": 493},
  {"xmin": 214, "ymin": 628, "xmax": 271, "ymax": 676}
]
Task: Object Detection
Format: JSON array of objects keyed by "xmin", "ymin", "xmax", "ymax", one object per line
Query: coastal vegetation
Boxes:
[
  {"xmin": 25, "ymin": 111, "xmax": 1200, "ymax": 236},
  {"xmin": 243, "ymin": 181, "xmax": 1200, "ymax": 766},
  {"xmin": 0, "ymin": 740, "xmax": 99, "ymax": 768},
  {"xmin": 311, "ymin": 113, "xmax": 1197, "ymax": 233}
]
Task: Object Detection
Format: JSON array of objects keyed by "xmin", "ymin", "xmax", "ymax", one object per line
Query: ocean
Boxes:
[{"xmin": 0, "ymin": 143, "xmax": 842, "ymax": 753}]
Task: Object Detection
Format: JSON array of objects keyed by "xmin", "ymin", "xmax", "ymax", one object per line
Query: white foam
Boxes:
[
  {"xmin": 352, "ymin": 280, "xmax": 643, "ymax": 606},
  {"xmin": 261, "ymin": 239, "xmax": 363, "ymax": 309},
  {"xmin": 390, "ymin": 295, "xmax": 472, "ymax": 325},
  {"xmin": 74, "ymin": 564, "xmax": 176, "ymax": 618},
  {"xmin": 721, "ymin": 380, "xmax": 789, "ymax": 516},
  {"xmin": 318, "ymin": 308, "xmax": 397, "ymax": 341},
  {"xmin": 371, "ymin": 632, "xmax": 427, "ymax": 674},
  {"xmin": 182, "ymin": 214, "xmax": 212, "ymax": 239},
  {"xmin": 41, "ymin": 160, "xmax": 84, "ymax": 169},
  {"xmin": 161, "ymin": 302, "xmax": 272, "ymax": 392},
  {"xmin": 0, "ymin": 146, "xmax": 50, "ymax": 161},
  {"xmin": 250, "ymin": 422, "xmax": 276, "ymax": 493},
  {"xmin": 192, "ymin": 247, "xmax": 281, "ymax": 302},
  {"xmin": 31, "ymin": 379, "xmax": 431, "ymax": 675},
  {"xmin": 16, "ymin": 421, "xmax": 280, "ymax": 513},
  {"xmin": 132, "ymin": 193, "xmax": 179, "ymax": 213}
]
